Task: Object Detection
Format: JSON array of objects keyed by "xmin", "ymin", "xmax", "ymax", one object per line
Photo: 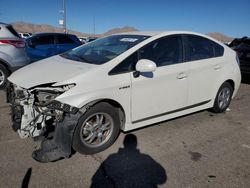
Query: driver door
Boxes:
[{"xmin": 131, "ymin": 35, "xmax": 188, "ymax": 123}]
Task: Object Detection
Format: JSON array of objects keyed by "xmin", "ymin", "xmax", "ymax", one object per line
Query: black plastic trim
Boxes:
[{"xmin": 132, "ymin": 100, "xmax": 211, "ymax": 124}]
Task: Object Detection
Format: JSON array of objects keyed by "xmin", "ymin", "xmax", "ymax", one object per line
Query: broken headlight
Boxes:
[
  {"xmin": 33, "ymin": 84, "xmax": 78, "ymax": 114},
  {"xmin": 46, "ymin": 100, "xmax": 79, "ymax": 114}
]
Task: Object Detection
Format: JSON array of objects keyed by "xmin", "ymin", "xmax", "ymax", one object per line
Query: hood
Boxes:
[{"xmin": 8, "ymin": 55, "xmax": 98, "ymax": 89}]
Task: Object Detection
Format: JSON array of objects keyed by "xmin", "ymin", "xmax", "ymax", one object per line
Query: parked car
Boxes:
[
  {"xmin": 229, "ymin": 37, "xmax": 248, "ymax": 48},
  {"xmin": 0, "ymin": 22, "xmax": 30, "ymax": 89},
  {"xmin": 78, "ymin": 37, "xmax": 98, "ymax": 44},
  {"xmin": 26, "ymin": 33, "xmax": 82, "ymax": 62},
  {"xmin": 232, "ymin": 38, "xmax": 250, "ymax": 75},
  {"xmin": 7, "ymin": 31, "xmax": 241, "ymax": 162},
  {"xmin": 78, "ymin": 37, "xmax": 87, "ymax": 44},
  {"xmin": 19, "ymin": 32, "xmax": 32, "ymax": 39},
  {"xmin": 86, "ymin": 37, "xmax": 98, "ymax": 43}
]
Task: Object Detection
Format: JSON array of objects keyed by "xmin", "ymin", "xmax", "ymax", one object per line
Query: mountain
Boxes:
[
  {"xmin": 12, "ymin": 22, "xmax": 137, "ymax": 37},
  {"xmin": 12, "ymin": 22, "xmax": 92, "ymax": 37},
  {"xmin": 206, "ymin": 32, "xmax": 233, "ymax": 43},
  {"xmin": 11, "ymin": 22, "xmax": 233, "ymax": 42},
  {"xmin": 103, "ymin": 26, "xmax": 138, "ymax": 36}
]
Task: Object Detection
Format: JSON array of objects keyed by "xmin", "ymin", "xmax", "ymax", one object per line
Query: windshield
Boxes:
[{"xmin": 61, "ymin": 34, "xmax": 149, "ymax": 65}]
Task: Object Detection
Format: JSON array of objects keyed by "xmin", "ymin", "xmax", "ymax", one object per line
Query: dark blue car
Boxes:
[{"xmin": 26, "ymin": 33, "xmax": 82, "ymax": 62}]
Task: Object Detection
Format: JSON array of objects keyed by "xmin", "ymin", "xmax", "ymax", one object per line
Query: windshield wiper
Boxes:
[{"xmin": 61, "ymin": 53, "xmax": 91, "ymax": 63}]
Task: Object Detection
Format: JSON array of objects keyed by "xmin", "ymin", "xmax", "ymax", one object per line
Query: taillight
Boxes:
[{"xmin": 0, "ymin": 39, "xmax": 25, "ymax": 48}]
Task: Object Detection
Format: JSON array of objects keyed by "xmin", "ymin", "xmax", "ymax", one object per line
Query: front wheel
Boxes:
[
  {"xmin": 72, "ymin": 102, "xmax": 120, "ymax": 154},
  {"xmin": 212, "ymin": 82, "xmax": 233, "ymax": 113}
]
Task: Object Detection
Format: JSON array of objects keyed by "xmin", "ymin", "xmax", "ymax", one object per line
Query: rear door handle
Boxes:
[
  {"xmin": 214, "ymin": 65, "xmax": 221, "ymax": 70},
  {"xmin": 177, "ymin": 72, "xmax": 187, "ymax": 79}
]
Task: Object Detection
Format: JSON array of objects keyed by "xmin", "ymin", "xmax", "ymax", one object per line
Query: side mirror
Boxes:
[{"xmin": 135, "ymin": 59, "xmax": 156, "ymax": 73}]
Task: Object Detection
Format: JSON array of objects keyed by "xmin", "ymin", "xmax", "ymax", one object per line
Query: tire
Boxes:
[
  {"xmin": 0, "ymin": 64, "xmax": 9, "ymax": 89},
  {"xmin": 212, "ymin": 82, "xmax": 233, "ymax": 113},
  {"xmin": 72, "ymin": 102, "xmax": 120, "ymax": 154}
]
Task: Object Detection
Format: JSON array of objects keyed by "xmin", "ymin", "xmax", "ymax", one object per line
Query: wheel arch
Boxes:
[
  {"xmin": 225, "ymin": 79, "xmax": 235, "ymax": 91},
  {"xmin": 80, "ymin": 98, "xmax": 126, "ymax": 130},
  {"xmin": 0, "ymin": 58, "xmax": 11, "ymax": 74}
]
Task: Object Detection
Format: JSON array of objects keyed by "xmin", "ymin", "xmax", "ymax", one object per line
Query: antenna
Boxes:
[{"xmin": 63, "ymin": 0, "xmax": 67, "ymax": 33}]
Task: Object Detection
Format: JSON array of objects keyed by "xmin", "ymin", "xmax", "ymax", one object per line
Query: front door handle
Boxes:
[{"xmin": 177, "ymin": 72, "xmax": 187, "ymax": 79}]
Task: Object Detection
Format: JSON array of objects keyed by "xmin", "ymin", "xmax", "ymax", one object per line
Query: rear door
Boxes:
[
  {"xmin": 27, "ymin": 34, "xmax": 56, "ymax": 61},
  {"xmin": 183, "ymin": 34, "xmax": 225, "ymax": 106}
]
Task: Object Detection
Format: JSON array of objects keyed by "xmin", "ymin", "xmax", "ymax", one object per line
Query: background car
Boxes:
[
  {"xmin": 231, "ymin": 37, "xmax": 250, "ymax": 75},
  {"xmin": 19, "ymin": 32, "xmax": 32, "ymax": 39},
  {"xmin": 0, "ymin": 22, "xmax": 30, "ymax": 89},
  {"xmin": 26, "ymin": 33, "xmax": 82, "ymax": 62},
  {"xmin": 228, "ymin": 36, "xmax": 248, "ymax": 48},
  {"xmin": 78, "ymin": 37, "xmax": 87, "ymax": 44},
  {"xmin": 78, "ymin": 37, "xmax": 98, "ymax": 44}
]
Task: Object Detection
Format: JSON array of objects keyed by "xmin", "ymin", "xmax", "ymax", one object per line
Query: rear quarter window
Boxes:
[
  {"xmin": 6, "ymin": 26, "xmax": 20, "ymax": 38},
  {"xmin": 56, "ymin": 35, "xmax": 75, "ymax": 44},
  {"xmin": 32, "ymin": 35, "xmax": 54, "ymax": 45},
  {"xmin": 184, "ymin": 34, "xmax": 224, "ymax": 61}
]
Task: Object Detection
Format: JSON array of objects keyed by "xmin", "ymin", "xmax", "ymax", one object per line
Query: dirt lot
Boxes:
[{"xmin": 0, "ymin": 81, "xmax": 250, "ymax": 188}]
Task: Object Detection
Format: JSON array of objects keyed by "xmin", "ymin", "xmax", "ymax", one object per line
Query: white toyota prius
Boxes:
[{"xmin": 6, "ymin": 31, "xmax": 241, "ymax": 162}]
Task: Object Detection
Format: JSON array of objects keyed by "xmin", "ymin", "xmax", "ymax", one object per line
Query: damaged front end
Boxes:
[{"xmin": 7, "ymin": 83, "xmax": 81, "ymax": 162}]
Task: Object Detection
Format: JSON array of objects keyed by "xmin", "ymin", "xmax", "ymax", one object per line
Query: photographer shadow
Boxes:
[{"xmin": 90, "ymin": 134, "xmax": 167, "ymax": 188}]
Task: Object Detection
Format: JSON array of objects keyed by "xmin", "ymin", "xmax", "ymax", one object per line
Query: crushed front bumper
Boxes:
[{"xmin": 6, "ymin": 83, "xmax": 83, "ymax": 162}]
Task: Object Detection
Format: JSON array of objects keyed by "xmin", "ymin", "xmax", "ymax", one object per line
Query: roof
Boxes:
[
  {"xmin": 31, "ymin": 32, "xmax": 76, "ymax": 37},
  {"xmin": 0, "ymin": 22, "xmax": 10, "ymax": 26},
  {"xmin": 111, "ymin": 31, "xmax": 222, "ymax": 44},
  {"xmin": 113, "ymin": 31, "xmax": 208, "ymax": 37}
]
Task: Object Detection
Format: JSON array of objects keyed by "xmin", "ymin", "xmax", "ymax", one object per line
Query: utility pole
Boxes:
[
  {"xmin": 59, "ymin": 0, "xmax": 67, "ymax": 33},
  {"xmin": 63, "ymin": 0, "xmax": 67, "ymax": 33},
  {"xmin": 93, "ymin": 14, "xmax": 96, "ymax": 36}
]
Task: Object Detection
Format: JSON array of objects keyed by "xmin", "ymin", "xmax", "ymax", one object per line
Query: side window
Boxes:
[
  {"xmin": 33, "ymin": 35, "xmax": 54, "ymax": 45},
  {"xmin": 109, "ymin": 52, "xmax": 138, "ymax": 75},
  {"xmin": 184, "ymin": 35, "xmax": 224, "ymax": 61},
  {"xmin": 139, "ymin": 36, "xmax": 183, "ymax": 67},
  {"xmin": 57, "ymin": 35, "xmax": 75, "ymax": 44}
]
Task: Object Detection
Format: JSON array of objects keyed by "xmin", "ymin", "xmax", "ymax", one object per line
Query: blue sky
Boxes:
[{"xmin": 0, "ymin": 0, "xmax": 249, "ymax": 37}]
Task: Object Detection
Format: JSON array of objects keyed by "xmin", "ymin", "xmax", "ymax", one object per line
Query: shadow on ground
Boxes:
[
  {"xmin": 90, "ymin": 134, "xmax": 167, "ymax": 188},
  {"xmin": 21, "ymin": 168, "xmax": 32, "ymax": 188}
]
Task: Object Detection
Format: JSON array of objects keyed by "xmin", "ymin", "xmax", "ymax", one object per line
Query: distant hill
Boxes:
[
  {"xmin": 12, "ymin": 22, "xmax": 138, "ymax": 37},
  {"xmin": 206, "ymin": 32, "xmax": 233, "ymax": 43},
  {"xmin": 103, "ymin": 26, "xmax": 138, "ymax": 36},
  {"xmin": 12, "ymin": 22, "xmax": 233, "ymax": 42},
  {"xmin": 12, "ymin": 22, "xmax": 92, "ymax": 37}
]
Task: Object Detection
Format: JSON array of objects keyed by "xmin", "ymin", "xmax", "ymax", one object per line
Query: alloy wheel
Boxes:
[
  {"xmin": 80, "ymin": 113, "xmax": 114, "ymax": 148},
  {"xmin": 218, "ymin": 87, "xmax": 231, "ymax": 109},
  {"xmin": 0, "ymin": 69, "xmax": 5, "ymax": 86}
]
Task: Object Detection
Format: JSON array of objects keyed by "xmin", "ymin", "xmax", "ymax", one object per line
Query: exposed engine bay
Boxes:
[{"xmin": 6, "ymin": 83, "xmax": 82, "ymax": 162}]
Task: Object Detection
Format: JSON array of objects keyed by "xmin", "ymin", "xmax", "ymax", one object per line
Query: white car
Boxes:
[
  {"xmin": 19, "ymin": 32, "xmax": 32, "ymax": 39},
  {"xmin": 7, "ymin": 31, "xmax": 241, "ymax": 162}
]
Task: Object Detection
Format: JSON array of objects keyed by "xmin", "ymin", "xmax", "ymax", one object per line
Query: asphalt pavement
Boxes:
[{"xmin": 0, "ymin": 81, "xmax": 250, "ymax": 188}]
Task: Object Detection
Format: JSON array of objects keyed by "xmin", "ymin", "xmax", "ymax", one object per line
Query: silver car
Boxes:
[{"xmin": 0, "ymin": 22, "xmax": 30, "ymax": 89}]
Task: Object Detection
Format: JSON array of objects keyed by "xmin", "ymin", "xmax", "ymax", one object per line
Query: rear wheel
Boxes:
[
  {"xmin": 0, "ymin": 64, "xmax": 9, "ymax": 89},
  {"xmin": 72, "ymin": 102, "xmax": 120, "ymax": 154},
  {"xmin": 212, "ymin": 82, "xmax": 233, "ymax": 113}
]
